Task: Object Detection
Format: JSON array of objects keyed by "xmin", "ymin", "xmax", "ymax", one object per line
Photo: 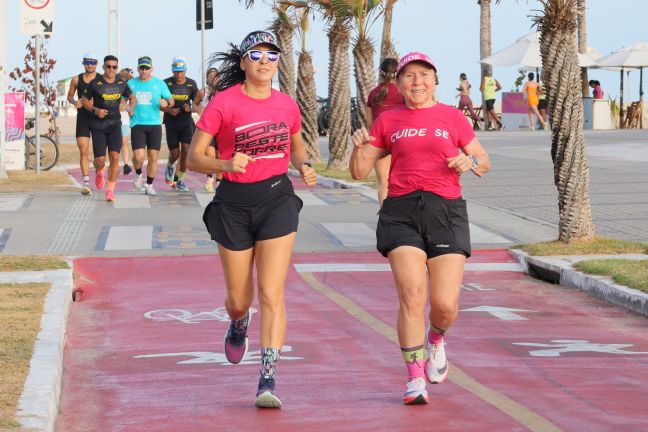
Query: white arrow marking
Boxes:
[{"xmin": 460, "ymin": 305, "xmax": 536, "ymax": 320}]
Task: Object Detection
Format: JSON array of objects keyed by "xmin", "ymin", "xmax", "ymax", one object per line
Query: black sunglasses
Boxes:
[{"xmin": 104, "ymin": 64, "xmax": 119, "ymax": 70}]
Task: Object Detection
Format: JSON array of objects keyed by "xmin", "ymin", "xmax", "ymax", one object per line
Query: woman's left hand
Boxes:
[
  {"xmin": 299, "ymin": 163, "xmax": 317, "ymax": 187},
  {"xmin": 447, "ymin": 153, "xmax": 472, "ymax": 176}
]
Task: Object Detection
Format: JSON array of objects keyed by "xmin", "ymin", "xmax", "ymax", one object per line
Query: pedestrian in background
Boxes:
[
  {"xmin": 480, "ymin": 70, "xmax": 504, "ymax": 131},
  {"xmin": 523, "ymin": 72, "xmax": 547, "ymax": 130},
  {"xmin": 589, "ymin": 80, "xmax": 604, "ymax": 99},
  {"xmin": 350, "ymin": 51, "xmax": 490, "ymax": 405},
  {"xmin": 457, "ymin": 73, "xmax": 482, "ymax": 130},
  {"xmin": 187, "ymin": 30, "xmax": 317, "ymax": 409},
  {"xmin": 119, "ymin": 67, "xmax": 134, "ymax": 175},
  {"xmin": 365, "ymin": 58, "xmax": 404, "ymax": 204},
  {"xmin": 194, "ymin": 67, "xmax": 221, "ymax": 192}
]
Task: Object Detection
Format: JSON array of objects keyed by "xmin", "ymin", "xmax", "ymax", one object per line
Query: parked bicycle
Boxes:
[{"xmin": 24, "ymin": 116, "xmax": 60, "ymax": 170}]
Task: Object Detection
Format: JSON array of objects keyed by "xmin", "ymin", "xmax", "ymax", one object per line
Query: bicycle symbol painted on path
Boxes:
[
  {"xmin": 134, "ymin": 345, "xmax": 304, "ymax": 365},
  {"xmin": 144, "ymin": 307, "xmax": 258, "ymax": 324},
  {"xmin": 513, "ymin": 339, "xmax": 648, "ymax": 357}
]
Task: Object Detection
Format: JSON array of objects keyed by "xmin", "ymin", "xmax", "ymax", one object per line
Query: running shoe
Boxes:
[
  {"xmin": 134, "ymin": 173, "xmax": 144, "ymax": 191},
  {"xmin": 95, "ymin": 171, "xmax": 105, "ymax": 190},
  {"xmin": 123, "ymin": 163, "xmax": 132, "ymax": 175},
  {"xmin": 176, "ymin": 180, "xmax": 189, "ymax": 192},
  {"xmin": 403, "ymin": 377, "xmax": 429, "ymax": 405},
  {"xmin": 164, "ymin": 165, "xmax": 175, "ymax": 185},
  {"xmin": 80, "ymin": 183, "xmax": 92, "ymax": 196},
  {"xmin": 143, "ymin": 183, "xmax": 157, "ymax": 196},
  {"xmin": 255, "ymin": 376, "xmax": 282, "ymax": 408},
  {"xmin": 205, "ymin": 177, "xmax": 214, "ymax": 193},
  {"xmin": 105, "ymin": 189, "xmax": 115, "ymax": 202},
  {"xmin": 425, "ymin": 338, "xmax": 449, "ymax": 384},
  {"xmin": 223, "ymin": 313, "xmax": 251, "ymax": 364}
]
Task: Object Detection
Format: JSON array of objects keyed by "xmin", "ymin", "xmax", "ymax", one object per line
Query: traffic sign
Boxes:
[
  {"xmin": 20, "ymin": 0, "xmax": 55, "ymax": 35},
  {"xmin": 195, "ymin": 0, "xmax": 213, "ymax": 30}
]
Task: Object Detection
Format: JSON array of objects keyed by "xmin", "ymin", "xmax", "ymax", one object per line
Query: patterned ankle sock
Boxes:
[
  {"xmin": 260, "ymin": 347, "xmax": 281, "ymax": 379},
  {"xmin": 401, "ymin": 345, "xmax": 426, "ymax": 380}
]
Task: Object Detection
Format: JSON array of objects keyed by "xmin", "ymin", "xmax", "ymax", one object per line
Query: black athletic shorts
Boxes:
[
  {"xmin": 90, "ymin": 123, "xmax": 122, "ymax": 157},
  {"xmin": 538, "ymin": 99, "xmax": 548, "ymax": 110},
  {"xmin": 485, "ymin": 99, "xmax": 496, "ymax": 111},
  {"xmin": 376, "ymin": 190, "xmax": 471, "ymax": 259},
  {"xmin": 76, "ymin": 111, "xmax": 92, "ymax": 138},
  {"xmin": 203, "ymin": 174, "xmax": 303, "ymax": 251},
  {"xmin": 131, "ymin": 125, "xmax": 162, "ymax": 151},
  {"xmin": 165, "ymin": 122, "xmax": 195, "ymax": 149}
]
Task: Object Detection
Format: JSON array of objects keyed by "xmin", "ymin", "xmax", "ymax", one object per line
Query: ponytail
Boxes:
[
  {"xmin": 371, "ymin": 58, "xmax": 398, "ymax": 107},
  {"xmin": 208, "ymin": 43, "xmax": 245, "ymax": 94}
]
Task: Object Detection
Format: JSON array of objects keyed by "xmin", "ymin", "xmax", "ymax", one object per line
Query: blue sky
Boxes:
[{"xmin": 5, "ymin": 0, "xmax": 647, "ymax": 105}]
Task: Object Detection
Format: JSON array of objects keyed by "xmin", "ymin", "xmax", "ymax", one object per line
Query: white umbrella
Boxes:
[
  {"xmin": 481, "ymin": 32, "xmax": 599, "ymax": 70},
  {"xmin": 596, "ymin": 41, "xmax": 648, "ymax": 128}
]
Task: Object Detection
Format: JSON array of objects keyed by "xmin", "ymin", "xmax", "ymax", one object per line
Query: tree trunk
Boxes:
[
  {"xmin": 353, "ymin": 38, "xmax": 376, "ymax": 131},
  {"xmin": 538, "ymin": 0, "xmax": 596, "ymax": 242},
  {"xmin": 577, "ymin": 0, "xmax": 589, "ymax": 97},
  {"xmin": 296, "ymin": 51, "xmax": 321, "ymax": 163},
  {"xmin": 273, "ymin": 19, "xmax": 296, "ymax": 98},
  {"xmin": 380, "ymin": 1, "xmax": 399, "ymax": 63},
  {"xmin": 479, "ymin": 0, "xmax": 492, "ymax": 128},
  {"xmin": 327, "ymin": 21, "xmax": 352, "ymax": 170}
]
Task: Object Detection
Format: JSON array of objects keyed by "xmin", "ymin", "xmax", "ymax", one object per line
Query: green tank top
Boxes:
[{"xmin": 483, "ymin": 76, "xmax": 497, "ymax": 100}]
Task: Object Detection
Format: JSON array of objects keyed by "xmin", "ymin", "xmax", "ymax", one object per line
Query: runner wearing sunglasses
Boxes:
[
  {"xmin": 82, "ymin": 55, "xmax": 136, "ymax": 202},
  {"xmin": 66, "ymin": 52, "xmax": 98, "ymax": 195},
  {"xmin": 187, "ymin": 30, "xmax": 317, "ymax": 409}
]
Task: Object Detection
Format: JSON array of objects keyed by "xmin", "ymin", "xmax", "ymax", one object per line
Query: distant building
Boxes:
[{"xmin": 56, "ymin": 76, "xmax": 76, "ymax": 117}]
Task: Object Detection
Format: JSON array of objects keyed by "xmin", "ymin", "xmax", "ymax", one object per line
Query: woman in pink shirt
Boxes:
[
  {"xmin": 350, "ymin": 52, "xmax": 490, "ymax": 405},
  {"xmin": 366, "ymin": 58, "xmax": 405, "ymax": 204},
  {"xmin": 187, "ymin": 30, "xmax": 317, "ymax": 409}
]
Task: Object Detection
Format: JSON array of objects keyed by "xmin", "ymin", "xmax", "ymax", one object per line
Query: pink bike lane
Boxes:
[{"xmin": 56, "ymin": 250, "xmax": 648, "ymax": 431}]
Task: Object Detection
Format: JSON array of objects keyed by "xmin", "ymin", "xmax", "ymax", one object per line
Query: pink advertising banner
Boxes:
[
  {"xmin": 5, "ymin": 92, "xmax": 26, "ymax": 142},
  {"xmin": 502, "ymin": 92, "xmax": 528, "ymax": 114}
]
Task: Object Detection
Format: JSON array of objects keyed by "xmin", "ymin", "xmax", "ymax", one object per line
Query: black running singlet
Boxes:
[
  {"xmin": 163, "ymin": 77, "xmax": 199, "ymax": 125},
  {"xmin": 76, "ymin": 73, "xmax": 94, "ymax": 118},
  {"xmin": 83, "ymin": 76, "xmax": 132, "ymax": 127}
]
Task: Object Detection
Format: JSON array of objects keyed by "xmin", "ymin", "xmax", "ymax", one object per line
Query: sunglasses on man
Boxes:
[
  {"xmin": 83, "ymin": 60, "xmax": 98, "ymax": 66},
  {"xmin": 104, "ymin": 64, "xmax": 119, "ymax": 70},
  {"xmin": 244, "ymin": 50, "xmax": 280, "ymax": 63},
  {"xmin": 138, "ymin": 66, "xmax": 151, "ymax": 70}
]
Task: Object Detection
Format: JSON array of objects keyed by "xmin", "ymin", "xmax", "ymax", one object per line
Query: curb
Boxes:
[
  {"xmin": 0, "ymin": 268, "xmax": 74, "ymax": 432},
  {"xmin": 510, "ymin": 249, "xmax": 648, "ymax": 318},
  {"xmin": 287, "ymin": 168, "xmax": 372, "ymax": 190}
]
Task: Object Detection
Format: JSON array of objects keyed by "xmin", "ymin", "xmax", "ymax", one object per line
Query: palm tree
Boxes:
[
  {"xmin": 271, "ymin": 2, "xmax": 297, "ymax": 97},
  {"xmin": 380, "ymin": 0, "xmax": 399, "ymax": 63},
  {"xmin": 534, "ymin": 0, "xmax": 596, "ymax": 242},
  {"xmin": 290, "ymin": 1, "xmax": 322, "ymax": 162},
  {"xmin": 577, "ymin": 0, "xmax": 589, "ymax": 97},
  {"xmin": 335, "ymin": 0, "xmax": 382, "ymax": 131},
  {"xmin": 478, "ymin": 0, "xmax": 493, "ymax": 129},
  {"xmin": 313, "ymin": 0, "xmax": 353, "ymax": 169}
]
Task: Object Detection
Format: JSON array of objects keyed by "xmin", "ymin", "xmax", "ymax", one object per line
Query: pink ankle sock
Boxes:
[
  {"xmin": 401, "ymin": 345, "xmax": 426, "ymax": 380},
  {"xmin": 428, "ymin": 329, "xmax": 443, "ymax": 345}
]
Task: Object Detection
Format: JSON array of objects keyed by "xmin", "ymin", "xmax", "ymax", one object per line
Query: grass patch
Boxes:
[
  {"xmin": 0, "ymin": 169, "xmax": 77, "ymax": 193},
  {"xmin": 0, "ymin": 282, "xmax": 50, "ymax": 428},
  {"xmin": 0, "ymin": 256, "xmax": 69, "ymax": 272},
  {"xmin": 515, "ymin": 237, "xmax": 648, "ymax": 256},
  {"xmin": 311, "ymin": 162, "xmax": 377, "ymax": 187},
  {"xmin": 574, "ymin": 259, "xmax": 648, "ymax": 293}
]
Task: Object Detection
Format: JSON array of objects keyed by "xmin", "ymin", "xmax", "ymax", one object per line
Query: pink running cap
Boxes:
[{"xmin": 396, "ymin": 52, "xmax": 437, "ymax": 76}]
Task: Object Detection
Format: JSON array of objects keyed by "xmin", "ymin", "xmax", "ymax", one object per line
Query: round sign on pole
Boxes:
[{"xmin": 23, "ymin": 0, "xmax": 50, "ymax": 10}]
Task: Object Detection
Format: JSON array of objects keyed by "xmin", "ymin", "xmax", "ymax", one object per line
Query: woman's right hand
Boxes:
[
  {"xmin": 352, "ymin": 127, "xmax": 375, "ymax": 149},
  {"xmin": 225, "ymin": 152, "xmax": 254, "ymax": 173}
]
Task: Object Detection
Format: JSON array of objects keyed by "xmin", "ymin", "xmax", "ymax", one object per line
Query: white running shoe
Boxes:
[
  {"xmin": 425, "ymin": 337, "xmax": 449, "ymax": 384},
  {"xmin": 403, "ymin": 377, "xmax": 429, "ymax": 405},
  {"xmin": 134, "ymin": 173, "xmax": 144, "ymax": 191},
  {"xmin": 143, "ymin": 183, "xmax": 157, "ymax": 196}
]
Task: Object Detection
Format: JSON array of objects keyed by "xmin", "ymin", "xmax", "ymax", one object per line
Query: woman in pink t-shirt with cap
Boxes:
[
  {"xmin": 350, "ymin": 51, "xmax": 490, "ymax": 405},
  {"xmin": 187, "ymin": 30, "xmax": 317, "ymax": 409}
]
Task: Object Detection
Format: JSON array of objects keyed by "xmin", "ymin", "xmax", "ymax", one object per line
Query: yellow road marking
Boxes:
[{"xmin": 300, "ymin": 271, "xmax": 561, "ymax": 432}]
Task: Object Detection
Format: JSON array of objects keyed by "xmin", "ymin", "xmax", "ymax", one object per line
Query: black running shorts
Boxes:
[
  {"xmin": 376, "ymin": 191, "xmax": 471, "ymax": 259},
  {"xmin": 76, "ymin": 112, "xmax": 92, "ymax": 138},
  {"xmin": 131, "ymin": 125, "xmax": 162, "ymax": 151},
  {"xmin": 538, "ymin": 99, "xmax": 548, "ymax": 110},
  {"xmin": 485, "ymin": 99, "xmax": 496, "ymax": 111},
  {"xmin": 91, "ymin": 123, "xmax": 122, "ymax": 157},
  {"xmin": 203, "ymin": 174, "xmax": 303, "ymax": 251},
  {"xmin": 165, "ymin": 122, "xmax": 195, "ymax": 150}
]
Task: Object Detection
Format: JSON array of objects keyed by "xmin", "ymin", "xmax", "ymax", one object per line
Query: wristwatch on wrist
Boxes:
[
  {"xmin": 302, "ymin": 161, "xmax": 312, "ymax": 168},
  {"xmin": 468, "ymin": 155, "xmax": 479, "ymax": 170}
]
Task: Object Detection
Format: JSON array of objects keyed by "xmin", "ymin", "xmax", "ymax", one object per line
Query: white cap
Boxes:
[{"xmin": 83, "ymin": 52, "xmax": 98, "ymax": 60}]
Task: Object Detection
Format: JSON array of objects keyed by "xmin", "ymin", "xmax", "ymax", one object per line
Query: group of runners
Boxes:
[
  {"xmin": 67, "ymin": 52, "xmax": 220, "ymax": 201},
  {"xmin": 70, "ymin": 29, "xmax": 491, "ymax": 410}
]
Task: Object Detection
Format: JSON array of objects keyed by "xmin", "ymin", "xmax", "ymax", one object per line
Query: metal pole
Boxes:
[
  {"xmin": 0, "ymin": 0, "xmax": 6, "ymax": 179},
  {"xmin": 35, "ymin": 34, "xmax": 40, "ymax": 173},
  {"xmin": 116, "ymin": 0, "xmax": 120, "ymax": 61},
  {"xmin": 640, "ymin": 67, "xmax": 644, "ymax": 129},
  {"xmin": 201, "ymin": 0, "xmax": 205, "ymax": 89},
  {"xmin": 619, "ymin": 68, "xmax": 624, "ymax": 129},
  {"xmin": 107, "ymin": 0, "xmax": 112, "ymax": 54}
]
